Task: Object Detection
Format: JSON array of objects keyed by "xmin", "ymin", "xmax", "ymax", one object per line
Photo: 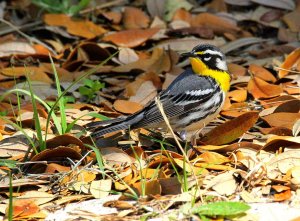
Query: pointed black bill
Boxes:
[{"xmin": 180, "ymin": 51, "xmax": 197, "ymax": 58}]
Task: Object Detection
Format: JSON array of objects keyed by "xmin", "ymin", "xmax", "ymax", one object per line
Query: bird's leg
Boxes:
[
  {"xmin": 178, "ymin": 130, "xmax": 201, "ymax": 155},
  {"xmin": 179, "ymin": 130, "xmax": 187, "ymax": 141},
  {"xmin": 190, "ymin": 123, "xmax": 207, "ymax": 155}
]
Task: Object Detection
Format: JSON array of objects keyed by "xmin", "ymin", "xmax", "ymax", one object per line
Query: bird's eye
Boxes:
[{"xmin": 204, "ymin": 56, "xmax": 211, "ymax": 61}]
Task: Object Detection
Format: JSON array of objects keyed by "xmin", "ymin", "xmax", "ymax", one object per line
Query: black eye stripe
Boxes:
[{"xmin": 197, "ymin": 54, "xmax": 222, "ymax": 60}]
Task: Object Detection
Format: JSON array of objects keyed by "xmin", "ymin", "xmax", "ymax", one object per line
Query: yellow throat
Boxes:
[{"xmin": 190, "ymin": 57, "xmax": 231, "ymax": 92}]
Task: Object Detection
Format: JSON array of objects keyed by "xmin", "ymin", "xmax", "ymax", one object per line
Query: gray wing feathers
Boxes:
[{"xmin": 90, "ymin": 69, "xmax": 218, "ymax": 138}]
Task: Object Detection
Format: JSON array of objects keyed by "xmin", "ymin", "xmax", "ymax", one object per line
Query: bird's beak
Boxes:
[{"xmin": 181, "ymin": 51, "xmax": 197, "ymax": 58}]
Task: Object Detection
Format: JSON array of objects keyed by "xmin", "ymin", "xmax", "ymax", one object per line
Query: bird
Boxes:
[{"xmin": 86, "ymin": 44, "xmax": 231, "ymax": 140}]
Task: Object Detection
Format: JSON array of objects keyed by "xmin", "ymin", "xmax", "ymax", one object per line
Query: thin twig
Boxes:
[
  {"xmin": 0, "ymin": 20, "xmax": 42, "ymax": 36},
  {"xmin": 155, "ymin": 97, "xmax": 202, "ymax": 196},
  {"xmin": 274, "ymin": 66, "xmax": 300, "ymax": 74}
]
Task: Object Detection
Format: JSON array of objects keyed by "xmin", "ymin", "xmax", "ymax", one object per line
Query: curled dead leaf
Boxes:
[
  {"xmin": 44, "ymin": 14, "xmax": 107, "ymax": 38},
  {"xmin": 262, "ymin": 113, "xmax": 300, "ymax": 130},
  {"xmin": 278, "ymin": 47, "xmax": 300, "ymax": 78},
  {"xmin": 9, "ymin": 199, "xmax": 40, "ymax": 218},
  {"xmin": 247, "ymin": 77, "xmax": 283, "ymax": 99},
  {"xmin": 113, "ymin": 100, "xmax": 143, "ymax": 114},
  {"xmin": 131, "ymin": 179, "xmax": 161, "ymax": 196},
  {"xmin": 103, "ymin": 28, "xmax": 159, "ymax": 48},
  {"xmin": 123, "ymin": 7, "xmax": 150, "ymax": 29},
  {"xmin": 191, "ymin": 13, "xmax": 240, "ymax": 35},
  {"xmin": 248, "ymin": 64, "xmax": 276, "ymax": 82},
  {"xmin": 201, "ymin": 112, "xmax": 259, "ymax": 145},
  {"xmin": 228, "ymin": 89, "xmax": 247, "ymax": 102}
]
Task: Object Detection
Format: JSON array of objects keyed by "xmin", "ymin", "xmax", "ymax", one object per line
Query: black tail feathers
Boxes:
[{"xmin": 89, "ymin": 120, "xmax": 130, "ymax": 139}]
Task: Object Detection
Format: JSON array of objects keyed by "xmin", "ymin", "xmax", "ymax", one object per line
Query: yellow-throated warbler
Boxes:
[{"xmin": 87, "ymin": 44, "xmax": 231, "ymax": 139}]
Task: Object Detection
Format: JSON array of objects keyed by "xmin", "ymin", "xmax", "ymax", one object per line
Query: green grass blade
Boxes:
[
  {"xmin": 25, "ymin": 77, "xmax": 45, "ymax": 150},
  {"xmin": 44, "ymin": 51, "xmax": 118, "ymax": 140},
  {"xmin": 0, "ymin": 88, "xmax": 62, "ymax": 135},
  {"xmin": 49, "ymin": 55, "xmax": 67, "ymax": 133},
  {"xmin": 85, "ymin": 143, "xmax": 105, "ymax": 179},
  {"xmin": 0, "ymin": 116, "xmax": 37, "ymax": 155},
  {"xmin": 65, "ymin": 112, "xmax": 110, "ymax": 133}
]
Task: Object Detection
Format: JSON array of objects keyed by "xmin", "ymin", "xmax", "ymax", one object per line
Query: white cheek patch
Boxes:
[
  {"xmin": 216, "ymin": 57, "xmax": 228, "ymax": 71},
  {"xmin": 204, "ymin": 56, "xmax": 211, "ymax": 61}
]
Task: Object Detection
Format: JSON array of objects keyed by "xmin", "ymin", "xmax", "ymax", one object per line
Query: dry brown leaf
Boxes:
[
  {"xmin": 43, "ymin": 14, "xmax": 107, "ymax": 38},
  {"xmin": 260, "ymin": 9, "xmax": 283, "ymax": 22},
  {"xmin": 45, "ymin": 134, "xmax": 85, "ymax": 150},
  {"xmin": 131, "ymin": 179, "xmax": 161, "ymax": 196},
  {"xmin": 159, "ymin": 177, "xmax": 182, "ymax": 195},
  {"xmin": 260, "ymin": 95, "xmax": 297, "ymax": 108},
  {"xmin": 283, "ymin": 82, "xmax": 300, "ymax": 95},
  {"xmin": 0, "ymin": 178, "xmax": 48, "ymax": 189},
  {"xmin": 273, "ymin": 189, "xmax": 292, "ymax": 202},
  {"xmin": 172, "ymin": 8, "xmax": 192, "ymax": 23},
  {"xmin": 45, "ymin": 163, "xmax": 70, "ymax": 173},
  {"xmin": 114, "ymin": 48, "xmax": 170, "ymax": 76},
  {"xmin": 90, "ymin": 179, "xmax": 112, "ymax": 199},
  {"xmin": 129, "ymin": 80, "xmax": 157, "ymax": 105},
  {"xmin": 249, "ymin": 64, "xmax": 276, "ymax": 82},
  {"xmin": 247, "ymin": 77, "xmax": 283, "ymax": 99},
  {"xmin": 207, "ymin": 0, "xmax": 227, "ymax": 12},
  {"xmin": 101, "ymin": 11, "xmax": 122, "ymax": 24},
  {"xmin": 205, "ymin": 171, "xmax": 237, "ymax": 196},
  {"xmin": 8, "ymin": 199, "xmax": 40, "ymax": 218},
  {"xmin": 272, "ymin": 185, "xmax": 290, "ymax": 193},
  {"xmin": 101, "ymin": 147, "xmax": 135, "ymax": 166},
  {"xmin": 262, "ymin": 136, "xmax": 300, "ymax": 152},
  {"xmin": 274, "ymin": 99, "xmax": 300, "ymax": 113},
  {"xmin": 282, "ymin": 11, "xmax": 300, "ymax": 32},
  {"xmin": 228, "ymin": 89, "xmax": 247, "ymax": 102},
  {"xmin": 201, "ymin": 112, "xmax": 259, "ymax": 145},
  {"xmin": 174, "ymin": 158, "xmax": 209, "ymax": 175},
  {"xmin": 262, "ymin": 113, "xmax": 300, "ymax": 130},
  {"xmin": 278, "ymin": 47, "xmax": 300, "ymax": 78},
  {"xmin": 123, "ymin": 7, "xmax": 150, "ymax": 29},
  {"xmin": 192, "ymin": 151, "xmax": 230, "ymax": 164},
  {"xmin": 113, "ymin": 100, "xmax": 143, "ymax": 114},
  {"xmin": 33, "ymin": 44, "xmax": 50, "ymax": 55},
  {"xmin": 252, "ymin": 0, "xmax": 295, "ymax": 10},
  {"xmin": 102, "ymin": 28, "xmax": 159, "ymax": 48},
  {"xmin": 191, "ymin": 13, "xmax": 240, "ymax": 35},
  {"xmin": 222, "ymin": 95, "xmax": 231, "ymax": 110},
  {"xmin": 259, "ymin": 127, "xmax": 292, "ymax": 136},
  {"xmin": 17, "ymin": 191, "xmax": 55, "ymax": 206},
  {"xmin": 228, "ymin": 63, "xmax": 247, "ymax": 77},
  {"xmin": 29, "ymin": 147, "xmax": 83, "ymax": 173},
  {"xmin": 0, "ymin": 135, "xmax": 30, "ymax": 158},
  {"xmin": 1, "ymin": 67, "xmax": 53, "ymax": 83},
  {"xmin": 0, "ymin": 41, "xmax": 36, "ymax": 57},
  {"xmin": 118, "ymin": 47, "xmax": 139, "ymax": 64}
]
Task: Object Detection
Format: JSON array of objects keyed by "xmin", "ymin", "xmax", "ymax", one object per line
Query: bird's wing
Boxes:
[{"xmin": 131, "ymin": 69, "xmax": 218, "ymax": 128}]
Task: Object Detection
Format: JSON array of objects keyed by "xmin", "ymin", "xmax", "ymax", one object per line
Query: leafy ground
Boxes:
[{"xmin": 0, "ymin": 0, "xmax": 300, "ymax": 220}]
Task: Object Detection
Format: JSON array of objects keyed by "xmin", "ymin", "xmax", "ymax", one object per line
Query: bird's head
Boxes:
[
  {"xmin": 181, "ymin": 44, "xmax": 231, "ymax": 91},
  {"xmin": 181, "ymin": 44, "xmax": 228, "ymax": 72}
]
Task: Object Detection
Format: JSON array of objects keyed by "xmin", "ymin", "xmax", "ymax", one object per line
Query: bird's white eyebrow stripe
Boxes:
[{"xmin": 203, "ymin": 49, "xmax": 223, "ymax": 57}]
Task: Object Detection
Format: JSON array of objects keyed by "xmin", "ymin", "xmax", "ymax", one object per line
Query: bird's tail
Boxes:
[
  {"xmin": 86, "ymin": 118, "xmax": 131, "ymax": 139},
  {"xmin": 87, "ymin": 112, "xmax": 144, "ymax": 139},
  {"xmin": 91, "ymin": 121, "xmax": 131, "ymax": 139}
]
